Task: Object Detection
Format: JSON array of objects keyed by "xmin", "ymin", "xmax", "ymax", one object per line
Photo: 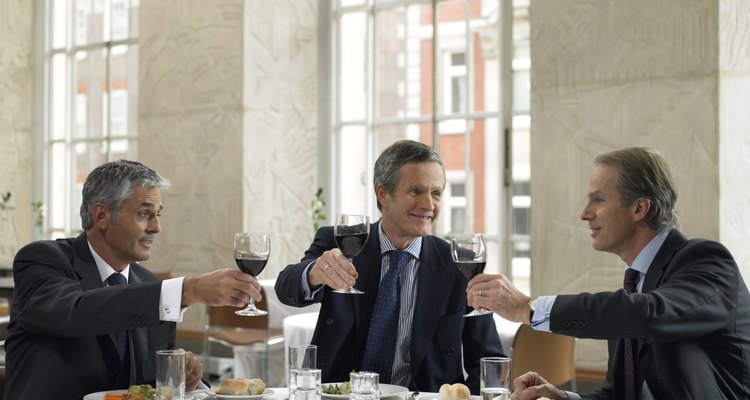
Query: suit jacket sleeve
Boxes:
[{"xmin": 275, "ymin": 226, "xmax": 336, "ymax": 307}]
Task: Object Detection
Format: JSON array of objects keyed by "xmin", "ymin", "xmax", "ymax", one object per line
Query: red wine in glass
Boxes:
[
  {"xmin": 234, "ymin": 232, "xmax": 270, "ymax": 316},
  {"xmin": 333, "ymin": 214, "xmax": 370, "ymax": 294},
  {"xmin": 451, "ymin": 233, "xmax": 493, "ymax": 317},
  {"xmin": 456, "ymin": 261, "xmax": 487, "ymax": 280}
]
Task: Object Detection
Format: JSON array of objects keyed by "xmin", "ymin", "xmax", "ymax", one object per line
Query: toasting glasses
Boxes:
[
  {"xmin": 233, "ymin": 232, "xmax": 270, "ymax": 316},
  {"xmin": 451, "ymin": 233, "xmax": 493, "ymax": 317},
  {"xmin": 332, "ymin": 214, "xmax": 370, "ymax": 294}
]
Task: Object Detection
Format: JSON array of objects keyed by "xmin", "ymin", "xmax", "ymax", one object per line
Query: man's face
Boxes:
[
  {"xmin": 378, "ymin": 162, "xmax": 445, "ymax": 248},
  {"xmin": 100, "ymin": 186, "xmax": 163, "ymax": 267},
  {"xmin": 580, "ymin": 164, "xmax": 639, "ymax": 261}
]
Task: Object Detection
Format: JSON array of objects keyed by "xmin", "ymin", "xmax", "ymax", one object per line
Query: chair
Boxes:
[
  {"xmin": 510, "ymin": 324, "xmax": 577, "ymax": 391},
  {"xmin": 202, "ymin": 286, "xmax": 284, "ymax": 383}
]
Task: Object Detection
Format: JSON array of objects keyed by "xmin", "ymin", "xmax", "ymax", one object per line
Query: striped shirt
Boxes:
[{"xmin": 377, "ymin": 223, "xmax": 421, "ymax": 387}]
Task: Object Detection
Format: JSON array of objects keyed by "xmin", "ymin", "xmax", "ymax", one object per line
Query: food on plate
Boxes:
[
  {"xmin": 322, "ymin": 381, "xmax": 351, "ymax": 395},
  {"xmin": 438, "ymin": 383, "xmax": 470, "ymax": 400},
  {"xmin": 216, "ymin": 377, "xmax": 267, "ymax": 395},
  {"xmin": 105, "ymin": 384, "xmax": 156, "ymax": 400}
]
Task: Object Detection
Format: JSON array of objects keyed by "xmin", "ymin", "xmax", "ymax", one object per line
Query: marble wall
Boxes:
[
  {"xmin": 139, "ymin": 0, "xmax": 318, "ymax": 331},
  {"xmin": 0, "ymin": 0, "xmax": 33, "ymax": 265}
]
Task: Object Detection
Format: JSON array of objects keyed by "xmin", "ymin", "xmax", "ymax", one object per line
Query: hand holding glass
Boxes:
[
  {"xmin": 234, "ymin": 232, "xmax": 270, "ymax": 316},
  {"xmin": 333, "ymin": 214, "xmax": 370, "ymax": 294},
  {"xmin": 451, "ymin": 233, "xmax": 493, "ymax": 317}
]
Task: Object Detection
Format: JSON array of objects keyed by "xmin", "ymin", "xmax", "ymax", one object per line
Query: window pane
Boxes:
[
  {"xmin": 476, "ymin": 1, "xmax": 501, "ymax": 113},
  {"xmin": 110, "ymin": 138, "xmax": 137, "ymax": 160},
  {"xmin": 74, "ymin": 48, "xmax": 107, "ymax": 139},
  {"xmin": 49, "ymin": 143, "xmax": 68, "ymax": 229},
  {"xmin": 339, "ymin": 126, "xmax": 369, "ymax": 213},
  {"xmin": 126, "ymin": 44, "xmax": 138, "ymax": 136},
  {"xmin": 375, "ymin": 6, "xmax": 405, "ymax": 119},
  {"xmin": 340, "ymin": 12, "xmax": 367, "ymax": 122},
  {"xmin": 75, "ymin": 0, "xmax": 106, "ymax": 45},
  {"xmin": 111, "ymin": 0, "xmax": 129, "ymax": 40},
  {"xmin": 435, "ymin": 0, "xmax": 469, "ymax": 116},
  {"xmin": 51, "ymin": 54, "xmax": 69, "ymax": 141},
  {"xmin": 52, "ymin": 0, "xmax": 70, "ymax": 49}
]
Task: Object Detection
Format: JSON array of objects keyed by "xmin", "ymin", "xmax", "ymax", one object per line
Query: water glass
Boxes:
[
  {"xmin": 349, "ymin": 371, "xmax": 379, "ymax": 400},
  {"xmin": 288, "ymin": 344, "xmax": 317, "ymax": 385},
  {"xmin": 290, "ymin": 368, "xmax": 322, "ymax": 400},
  {"xmin": 480, "ymin": 357, "xmax": 512, "ymax": 400},
  {"xmin": 156, "ymin": 349, "xmax": 186, "ymax": 400}
]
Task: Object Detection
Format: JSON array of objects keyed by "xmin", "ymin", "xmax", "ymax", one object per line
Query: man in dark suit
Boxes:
[
  {"xmin": 275, "ymin": 140, "xmax": 504, "ymax": 393},
  {"xmin": 468, "ymin": 147, "xmax": 750, "ymax": 399},
  {"xmin": 4, "ymin": 160, "xmax": 262, "ymax": 399}
]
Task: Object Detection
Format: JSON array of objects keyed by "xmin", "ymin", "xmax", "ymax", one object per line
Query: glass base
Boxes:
[
  {"xmin": 333, "ymin": 286, "xmax": 364, "ymax": 294},
  {"xmin": 235, "ymin": 307, "xmax": 268, "ymax": 316},
  {"xmin": 463, "ymin": 308, "xmax": 493, "ymax": 317}
]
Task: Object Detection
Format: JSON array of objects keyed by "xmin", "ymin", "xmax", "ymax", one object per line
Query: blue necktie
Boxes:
[
  {"xmin": 361, "ymin": 250, "xmax": 408, "ymax": 383},
  {"xmin": 623, "ymin": 268, "xmax": 640, "ymax": 400},
  {"xmin": 107, "ymin": 272, "xmax": 128, "ymax": 361}
]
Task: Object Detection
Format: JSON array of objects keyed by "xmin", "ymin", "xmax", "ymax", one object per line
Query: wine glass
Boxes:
[
  {"xmin": 234, "ymin": 232, "xmax": 270, "ymax": 316},
  {"xmin": 333, "ymin": 214, "xmax": 370, "ymax": 294},
  {"xmin": 451, "ymin": 233, "xmax": 493, "ymax": 317}
]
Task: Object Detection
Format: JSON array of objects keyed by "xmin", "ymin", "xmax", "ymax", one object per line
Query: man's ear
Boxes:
[
  {"xmin": 92, "ymin": 203, "xmax": 110, "ymax": 228},
  {"xmin": 375, "ymin": 184, "xmax": 389, "ymax": 210},
  {"xmin": 632, "ymin": 198, "xmax": 651, "ymax": 222}
]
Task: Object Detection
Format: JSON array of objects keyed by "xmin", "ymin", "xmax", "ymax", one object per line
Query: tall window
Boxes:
[
  {"xmin": 39, "ymin": 0, "xmax": 139, "ymax": 239},
  {"xmin": 331, "ymin": 0, "xmax": 530, "ymax": 291}
]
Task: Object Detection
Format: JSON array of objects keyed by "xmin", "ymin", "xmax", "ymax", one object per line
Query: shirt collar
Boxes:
[
  {"xmin": 87, "ymin": 239, "xmax": 130, "ymax": 283},
  {"xmin": 628, "ymin": 229, "xmax": 670, "ymax": 275},
  {"xmin": 377, "ymin": 221, "xmax": 422, "ymax": 260}
]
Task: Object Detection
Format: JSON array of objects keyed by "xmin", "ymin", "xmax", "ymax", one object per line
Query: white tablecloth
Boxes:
[{"xmin": 259, "ymin": 279, "xmax": 320, "ymax": 329}]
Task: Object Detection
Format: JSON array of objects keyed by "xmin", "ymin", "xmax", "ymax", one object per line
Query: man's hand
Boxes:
[
  {"xmin": 511, "ymin": 371, "xmax": 568, "ymax": 400},
  {"xmin": 184, "ymin": 349, "xmax": 205, "ymax": 391},
  {"xmin": 308, "ymin": 249, "xmax": 359, "ymax": 290},
  {"xmin": 467, "ymin": 274, "xmax": 532, "ymax": 323},
  {"xmin": 181, "ymin": 268, "xmax": 261, "ymax": 307}
]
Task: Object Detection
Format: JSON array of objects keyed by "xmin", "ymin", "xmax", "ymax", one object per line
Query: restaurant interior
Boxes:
[{"xmin": 1, "ymin": 0, "xmax": 749, "ymax": 397}]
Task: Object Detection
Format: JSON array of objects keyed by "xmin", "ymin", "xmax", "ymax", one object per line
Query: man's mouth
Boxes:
[
  {"xmin": 410, "ymin": 214, "xmax": 433, "ymax": 221},
  {"xmin": 139, "ymin": 239, "xmax": 153, "ymax": 248}
]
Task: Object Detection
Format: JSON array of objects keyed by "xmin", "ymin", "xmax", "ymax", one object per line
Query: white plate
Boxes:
[
  {"xmin": 321, "ymin": 383, "xmax": 410, "ymax": 399},
  {"xmin": 415, "ymin": 394, "xmax": 480, "ymax": 400},
  {"xmin": 205, "ymin": 388, "xmax": 275, "ymax": 399},
  {"xmin": 83, "ymin": 389, "xmax": 202, "ymax": 400}
]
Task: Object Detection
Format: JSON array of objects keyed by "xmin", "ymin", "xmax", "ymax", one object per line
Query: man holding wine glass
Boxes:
[
  {"xmin": 275, "ymin": 140, "xmax": 504, "ymax": 394},
  {"xmin": 4, "ymin": 160, "xmax": 264, "ymax": 399}
]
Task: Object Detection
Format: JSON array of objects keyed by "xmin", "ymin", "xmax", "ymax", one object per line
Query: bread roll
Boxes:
[
  {"xmin": 246, "ymin": 378, "xmax": 266, "ymax": 395},
  {"xmin": 438, "ymin": 383, "xmax": 470, "ymax": 400},
  {"xmin": 216, "ymin": 378, "xmax": 250, "ymax": 395}
]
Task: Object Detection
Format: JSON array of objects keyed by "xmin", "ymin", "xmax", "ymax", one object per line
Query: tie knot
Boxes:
[
  {"xmin": 623, "ymin": 268, "xmax": 639, "ymax": 294},
  {"xmin": 107, "ymin": 272, "xmax": 127, "ymax": 286}
]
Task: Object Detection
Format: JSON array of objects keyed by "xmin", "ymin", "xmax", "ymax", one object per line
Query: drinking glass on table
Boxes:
[
  {"xmin": 234, "ymin": 232, "xmax": 270, "ymax": 316},
  {"xmin": 333, "ymin": 214, "xmax": 370, "ymax": 294},
  {"xmin": 480, "ymin": 357, "xmax": 512, "ymax": 400},
  {"xmin": 451, "ymin": 233, "xmax": 493, "ymax": 317}
]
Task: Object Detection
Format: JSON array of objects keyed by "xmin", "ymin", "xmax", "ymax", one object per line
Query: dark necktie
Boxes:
[
  {"xmin": 623, "ymin": 268, "xmax": 640, "ymax": 400},
  {"xmin": 360, "ymin": 250, "xmax": 409, "ymax": 383},
  {"xmin": 107, "ymin": 272, "xmax": 128, "ymax": 361}
]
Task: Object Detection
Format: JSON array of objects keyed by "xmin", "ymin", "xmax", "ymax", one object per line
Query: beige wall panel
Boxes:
[
  {"xmin": 719, "ymin": 0, "xmax": 750, "ymax": 281},
  {"xmin": 0, "ymin": 0, "xmax": 33, "ymax": 263},
  {"xmin": 531, "ymin": 0, "xmax": 720, "ymax": 371},
  {"xmin": 139, "ymin": 0, "xmax": 245, "ymax": 331},
  {"xmin": 243, "ymin": 0, "xmax": 318, "ymax": 279}
]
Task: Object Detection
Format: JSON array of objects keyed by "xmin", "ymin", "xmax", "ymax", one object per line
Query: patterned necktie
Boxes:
[
  {"xmin": 623, "ymin": 268, "xmax": 640, "ymax": 400},
  {"xmin": 360, "ymin": 250, "xmax": 409, "ymax": 383},
  {"xmin": 107, "ymin": 272, "xmax": 128, "ymax": 361}
]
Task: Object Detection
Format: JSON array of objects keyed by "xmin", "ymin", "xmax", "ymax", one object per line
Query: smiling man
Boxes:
[
  {"xmin": 467, "ymin": 147, "xmax": 750, "ymax": 400},
  {"xmin": 4, "ymin": 160, "xmax": 262, "ymax": 399},
  {"xmin": 275, "ymin": 140, "xmax": 504, "ymax": 393}
]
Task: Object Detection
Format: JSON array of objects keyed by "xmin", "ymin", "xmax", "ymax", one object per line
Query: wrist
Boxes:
[{"xmin": 527, "ymin": 296, "xmax": 537, "ymax": 325}]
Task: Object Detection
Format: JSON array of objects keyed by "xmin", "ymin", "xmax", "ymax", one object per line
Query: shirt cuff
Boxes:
[
  {"xmin": 565, "ymin": 391, "xmax": 581, "ymax": 400},
  {"xmin": 530, "ymin": 295, "xmax": 556, "ymax": 331},
  {"xmin": 160, "ymin": 276, "xmax": 187, "ymax": 322},
  {"xmin": 301, "ymin": 260, "xmax": 324, "ymax": 300}
]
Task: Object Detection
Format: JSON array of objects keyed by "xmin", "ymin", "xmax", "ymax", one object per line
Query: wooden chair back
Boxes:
[{"xmin": 510, "ymin": 324, "xmax": 576, "ymax": 389}]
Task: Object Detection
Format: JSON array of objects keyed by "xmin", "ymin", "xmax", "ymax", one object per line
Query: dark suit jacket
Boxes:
[
  {"xmin": 4, "ymin": 233, "xmax": 176, "ymax": 399},
  {"xmin": 551, "ymin": 229, "xmax": 750, "ymax": 399},
  {"xmin": 275, "ymin": 222, "xmax": 504, "ymax": 393}
]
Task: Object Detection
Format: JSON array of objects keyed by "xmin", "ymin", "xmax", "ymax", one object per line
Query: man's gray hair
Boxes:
[
  {"xmin": 80, "ymin": 160, "xmax": 170, "ymax": 230},
  {"xmin": 594, "ymin": 147, "xmax": 679, "ymax": 231},
  {"xmin": 373, "ymin": 140, "xmax": 444, "ymax": 210}
]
